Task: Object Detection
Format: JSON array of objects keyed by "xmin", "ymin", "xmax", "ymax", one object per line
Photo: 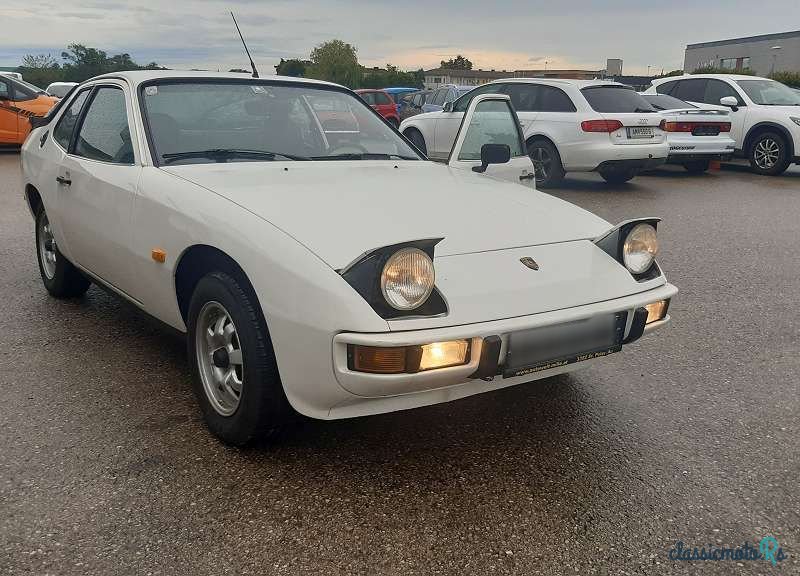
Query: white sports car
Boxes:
[{"xmin": 21, "ymin": 71, "xmax": 677, "ymax": 445}]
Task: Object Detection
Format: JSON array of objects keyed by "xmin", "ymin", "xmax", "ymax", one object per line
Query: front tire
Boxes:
[
  {"xmin": 404, "ymin": 128, "xmax": 427, "ymax": 155},
  {"xmin": 599, "ymin": 168, "xmax": 637, "ymax": 184},
  {"xmin": 35, "ymin": 209, "xmax": 90, "ymax": 298},
  {"xmin": 527, "ymin": 139, "xmax": 565, "ymax": 188},
  {"xmin": 748, "ymin": 131, "xmax": 791, "ymax": 176},
  {"xmin": 187, "ymin": 271, "xmax": 293, "ymax": 446},
  {"xmin": 683, "ymin": 160, "xmax": 710, "ymax": 174}
]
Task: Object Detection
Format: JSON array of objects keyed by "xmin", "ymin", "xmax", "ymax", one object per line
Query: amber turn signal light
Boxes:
[
  {"xmin": 645, "ymin": 300, "xmax": 669, "ymax": 324},
  {"xmin": 348, "ymin": 340, "xmax": 470, "ymax": 374},
  {"xmin": 151, "ymin": 248, "xmax": 167, "ymax": 263}
]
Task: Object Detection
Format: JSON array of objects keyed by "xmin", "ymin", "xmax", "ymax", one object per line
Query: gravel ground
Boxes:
[{"xmin": 1, "ymin": 151, "xmax": 798, "ymax": 575}]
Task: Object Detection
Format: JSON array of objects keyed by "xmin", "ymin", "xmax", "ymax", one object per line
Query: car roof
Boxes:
[
  {"xmin": 88, "ymin": 69, "xmax": 342, "ymax": 88},
  {"xmin": 486, "ymin": 77, "xmax": 618, "ymax": 88},
  {"xmin": 651, "ymin": 74, "xmax": 769, "ymax": 85},
  {"xmin": 383, "ymin": 87, "xmax": 417, "ymax": 92}
]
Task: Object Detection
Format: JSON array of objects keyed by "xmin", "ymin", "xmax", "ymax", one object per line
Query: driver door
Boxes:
[{"xmin": 447, "ymin": 94, "xmax": 535, "ymax": 189}]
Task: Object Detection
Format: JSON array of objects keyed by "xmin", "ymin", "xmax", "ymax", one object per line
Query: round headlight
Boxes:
[
  {"xmin": 623, "ymin": 223, "xmax": 659, "ymax": 274},
  {"xmin": 381, "ymin": 248, "xmax": 435, "ymax": 310}
]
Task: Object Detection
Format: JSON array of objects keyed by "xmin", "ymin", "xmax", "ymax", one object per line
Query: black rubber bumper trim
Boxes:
[
  {"xmin": 622, "ymin": 307, "xmax": 649, "ymax": 345},
  {"xmin": 472, "ymin": 335, "xmax": 502, "ymax": 380}
]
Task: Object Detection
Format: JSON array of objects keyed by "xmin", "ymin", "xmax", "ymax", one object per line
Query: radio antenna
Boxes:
[{"xmin": 231, "ymin": 11, "xmax": 259, "ymax": 78}]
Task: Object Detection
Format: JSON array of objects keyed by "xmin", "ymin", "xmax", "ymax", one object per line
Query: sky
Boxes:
[{"xmin": 2, "ymin": 0, "xmax": 799, "ymax": 75}]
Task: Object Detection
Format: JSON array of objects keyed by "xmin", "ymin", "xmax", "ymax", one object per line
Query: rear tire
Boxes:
[
  {"xmin": 527, "ymin": 139, "xmax": 565, "ymax": 188},
  {"xmin": 683, "ymin": 160, "xmax": 710, "ymax": 174},
  {"xmin": 599, "ymin": 168, "xmax": 637, "ymax": 184},
  {"xmin": 187, "ymin": 271, "xmax": 294, "ymax": 446},
  {"xmin": 404, "ymin": 128, "xmax": 427, "ymax": 155},
  {"xmin": 35, "ymin": 208, "xmax": 91, "ymax": 298},
  {"xmin": 748, "ymin": 131, "xmax": 791, "ymax": 176}
]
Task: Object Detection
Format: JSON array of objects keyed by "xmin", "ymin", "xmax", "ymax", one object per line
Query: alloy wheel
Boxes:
[
  {"xmin": 38, "ymin": 214, "xmax": 57, "ymax": 280},
  {"xmin": 753, "ymin": 138, "xmax": 781, "ymax": 170},
  {"xmin": 195, "ymin": 301, "xmax": 245, "ymax": 416},
  {"xmin": 530, "ymin": 146, "xmax": 552, "ymax": 180}
]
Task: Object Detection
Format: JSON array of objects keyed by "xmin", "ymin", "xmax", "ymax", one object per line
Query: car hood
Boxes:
[{"xmin": 162, "ymin": 161, "xmax": 611, "ymax": 269}]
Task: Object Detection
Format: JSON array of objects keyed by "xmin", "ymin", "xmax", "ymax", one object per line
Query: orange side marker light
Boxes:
[{"xmin": 151, "ymin": 248, "xmax": 167, "ymax": 263}]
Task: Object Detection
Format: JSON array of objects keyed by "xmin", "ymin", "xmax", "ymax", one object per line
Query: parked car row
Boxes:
[
  {"xmin": 20, "ymin": 71, "xmax": 676, "ymax": 444},
  {"xmin": 400, "ymin": 73, "xmax": 800, "ymax": 184}
]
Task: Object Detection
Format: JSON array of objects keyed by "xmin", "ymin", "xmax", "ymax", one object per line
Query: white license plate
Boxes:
[{"xmin": 627, "ymin": 127, "xmax": 655, "ymax": 139}]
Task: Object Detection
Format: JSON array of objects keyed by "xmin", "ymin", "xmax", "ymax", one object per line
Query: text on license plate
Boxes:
[{"xmin": 627, "ymin": 127, "xmax": 655, "ymax": 139}]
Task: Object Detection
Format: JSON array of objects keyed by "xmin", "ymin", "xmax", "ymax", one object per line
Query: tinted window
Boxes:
[
  {"xmin": 704, "ymin": 80, "xmax": 741, "ymax": 106},
  {"xmin": 432, "ymin": 89, "xmax": 448, "ymax": 106},
  {"xmin": 11, "ymin": 79, "xmax": 38, "ymax": 101},
  {"xmin": 453, "ymin": 83, "xmax": 501, "ymax": 112},
  {"xmin": 655, "ymin": 80, "xmax": 678, "ymax": 95},
  {"xmin": 672, "ymin": 79, "xmax": 706, "ymax": 103},
  {"xmin": 581, "ymin": 86, "xmax": 656, "ymax": 113},
  {"xmin": 375, "ymin": 92, "xmax": 393, "ymax": 105},
  {"xmin": 539, "ymin": 86, "xmax": 577, "ymax": 112},
  {"xmin": 0, "ymin": 79, "xmax": 9, "ymax": 99},
  {"xmin": 74, "ymin": 87, "xmax": 134, "ymax": 164},
  {"xmin": 641, "ymin": 94, "xmax": 696, "ymax": 110},
  {"xmin": 359, "ymin": 92, "xmax": 376, "ymax": 105},
  {"xmin": 501, "ymin": 84, "xmax": 539, "ymax": 112},
  {"xmin": 457, "ymin": 99, "xmax": 524, "ymax": 161},
  {"xmin": 53, "ymin": 89, "xmax": 91, "ymax": 150}
]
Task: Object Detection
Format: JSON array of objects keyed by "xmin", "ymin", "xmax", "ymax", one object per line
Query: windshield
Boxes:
[
  {"xmin": 15, "ymin": 78, "xmax": 45, "ymax": 94},
  {"xmin": 641, "ymin": 94, "xmax": 696, "ymax": 111},
  {"xmin": 141, "ymin": 81, "xmax": 421, "ymax": 165},
  {"xmin": 736, "ymin": 80, "xmax": 800, "ymax": 106},
  {"xmin": 582, "ymin": 86, "xmax": 657, "ymax": 113}
]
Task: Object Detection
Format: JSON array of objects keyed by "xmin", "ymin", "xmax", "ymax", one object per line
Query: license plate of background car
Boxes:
[
  {"xmin": 692, "ymin": 126, "xmax": 720, "ymax": 136},
  {"xmin": 627, "ymin": 127, "xmax": 655, "ymax": 139},
  {"xmin": 502, "ymin": 312, "xmax": 627, "ymax": 378}
]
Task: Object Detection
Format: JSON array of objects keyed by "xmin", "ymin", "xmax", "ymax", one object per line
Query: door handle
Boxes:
[
  {"xmin": 519, "ymin": 173, "xmax": 535, "ymax": 181},
  {"xmin": 56, "ymin": 176, "xmax": 71, "ymax": 186}
]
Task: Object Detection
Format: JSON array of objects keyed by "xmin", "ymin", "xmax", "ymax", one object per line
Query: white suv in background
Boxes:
[
  {"xmin": 646, "ymin": 74, "xmax": 800, "ymax": 176},
  {"xmin": 401, "ymin": 79, "xmax": 669, "ymax": 186}
]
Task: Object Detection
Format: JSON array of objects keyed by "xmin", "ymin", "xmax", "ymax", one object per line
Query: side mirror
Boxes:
[
  {"xmin": 472, "ymin": 143, "xmax": 511, "ymax": 173},
  {"xmin": 443, "ymin": 101, "xmax": 454, "ymax": 113},
  {"xmin": 720, "ymin": 96, "xmax": 738, "ymax": 109}
]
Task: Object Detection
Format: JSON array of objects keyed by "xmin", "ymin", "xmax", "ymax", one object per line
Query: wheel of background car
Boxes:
[
  {"xmin": 35, "ymin": 208, "xmax": 91, "ymax": 298},
  {"xmin": 599, "ymin": 168, "xmax": 637, "ymax": 184},
  {"xmin": 682, "ymin": 160, "xmax": 710, "ymax": 174},
  {"xmin": 404, "ymin": 129, "xmax": 427, "ymax": 155},
  {"xmin": 748, "ymin": 131, "xmax": 791, "ymax": 176},
  {"xmin": 187, "ymin": 271, "xmax": 294, "ymax": 446},
  {"xmin": 527, "ymin": 139, "xmax": 564, "ymax": 188}
]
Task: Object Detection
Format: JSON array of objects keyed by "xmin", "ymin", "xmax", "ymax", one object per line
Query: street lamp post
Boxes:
[{"xmin": 770, "ymin": 46, "xmax": 782, "ymax": 75}]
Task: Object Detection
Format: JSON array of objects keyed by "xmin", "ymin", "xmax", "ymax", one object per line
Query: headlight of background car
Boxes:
[
  {"xmin": 381, "ymin": 247, "xmax": 435, "ymax": 310},
  {"xmin": 622, "ymin": 223, "xmax": 659, "ymax": 274}
]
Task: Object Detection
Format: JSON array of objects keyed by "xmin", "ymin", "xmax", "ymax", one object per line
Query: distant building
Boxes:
[
  {"xmin": 684, "ymin": 30, "xmax": 800, "ymax": 76},
  {"xmin": 423, "ymin": 67, "xmax": 603, "ymax": 89}
]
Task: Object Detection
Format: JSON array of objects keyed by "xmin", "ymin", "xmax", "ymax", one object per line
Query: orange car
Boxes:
[{"xmin": 0, "ymin": 75, "xmax": 58, "ymax": 145}]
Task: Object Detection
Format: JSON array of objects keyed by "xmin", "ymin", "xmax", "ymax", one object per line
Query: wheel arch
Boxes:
[
  {"xmin": 525, "ymin": 133, "xmax": 564, "ymax": 162},
  {"xmin": 174, "ymin": 244, "xmax": 265, "ymax": 328},
  {"xmin": 743, "ymin": 122, "xmax": 795, "ymax": 157},
  {"xmin": 24, "ymin": 184, "xmax": 43, "ymax": 218}
]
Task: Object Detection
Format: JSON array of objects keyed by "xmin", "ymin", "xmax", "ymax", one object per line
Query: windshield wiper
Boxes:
[
  {"xmin": 162, "ymin": 148, "xmax": 311, "ymax": 164},
  {"xmin": 311, "ymin": 153, "xmax": 418, "ymax": 161}
]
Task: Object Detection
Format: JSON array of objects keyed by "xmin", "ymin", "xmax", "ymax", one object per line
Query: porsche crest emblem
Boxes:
[{"xmin": 520, "ymin": 257, "xmax": 539, "ymax": 270}]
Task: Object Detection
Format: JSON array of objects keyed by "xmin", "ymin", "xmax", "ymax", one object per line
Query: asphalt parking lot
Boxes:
[{"xmin": 1, "ymin": 151, "xmax": 798, "ymax": 576}]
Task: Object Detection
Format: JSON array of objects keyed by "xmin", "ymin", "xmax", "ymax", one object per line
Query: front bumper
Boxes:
[{"xmin": 329, "ymin": 282, "xmax": 677, "ymax": 418}]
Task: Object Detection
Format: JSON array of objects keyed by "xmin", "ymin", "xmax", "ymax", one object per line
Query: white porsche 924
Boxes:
[{"xmin": 21, "ymin": 71, "xmax": 677, "ymax": 445}]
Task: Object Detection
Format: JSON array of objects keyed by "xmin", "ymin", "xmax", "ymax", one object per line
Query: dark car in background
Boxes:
[{"xmin": 399, "ymin": 90, "xmax": 430, "ymax": 121}]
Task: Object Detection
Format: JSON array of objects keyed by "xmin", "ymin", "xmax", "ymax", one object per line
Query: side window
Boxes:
[
  {"xmin": 432, "ymin": 89, "xmax": 448, "ymax": 106},
  {"xmin": 11, "ymin": 81, "xmax": 36, "ymax": 102},
  {"xmin": 53, "ymin": 89, "xmax": 91, "ymax": 150},
  {"xmin": 74, "ymin": 87, "xmax": 134, "ymax": 164},
  {"xmin": 539, "ymin": 86, "xmax": 577, "ymax": 112},
  {"xmin": 457, "ymin": 99, "xmax": 524, "ymax": 161},
  {"xmin": 453, "ymin": 83, "xmax": 501, "ymax": 112},
  {"xmin": 360, "ymin": 92, "xmax": 375, "ymax": 106},
  {"xmin": 0, "ymin": 79, "xmax": 9, "ymax": 100},
  {"xmin": 501, "ymin": 84, "xmax": 539, "ymax": 112},
  {"xmin": 704, "ymin": 79, "xmax": 741, "ymax": 106},
  {"xmin": 375, "ymin": 92, "xmax": 393, "ymax": 106},
  {"xmin": 655, "ymin": 81, "xmax": 678, "ymax": 95},
  {"xmin": 672, "ymin": 79, "xmax": 707, "ymax": 103}
]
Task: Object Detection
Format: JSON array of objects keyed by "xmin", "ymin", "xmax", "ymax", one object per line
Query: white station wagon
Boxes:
[{"xmin": 21, "ymin": 71, "xmax": 677, "ymax": 445}]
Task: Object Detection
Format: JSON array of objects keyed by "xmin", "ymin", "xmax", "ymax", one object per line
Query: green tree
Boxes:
[
  {"xmin": 440, "ymin": 55, "xmax": 473, "ymax": 70},
  {"xmin": 307, "ymin": 40, "xmax": 361, "ymax": 88},
  {"xmin": 16, "ymin": 53, "xmax": 63, "ymax": 88},
  {"xmin": 58, "ymin": 44, "xmax": 163, "ymax": 82},
  {"xmin": 275, "ymin": 58, "xmax": 308, "ymax": 77},
  {"xmin": 769, "ymin": 71, "xmax": 800, "ymax": 88},
  {"xmin": 692, "ymin": 66, "xmax": 756, "ymax": 76},
  {"xmin": 359, "ymin": 63, "xmax": 423, "ymax": 89}
]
